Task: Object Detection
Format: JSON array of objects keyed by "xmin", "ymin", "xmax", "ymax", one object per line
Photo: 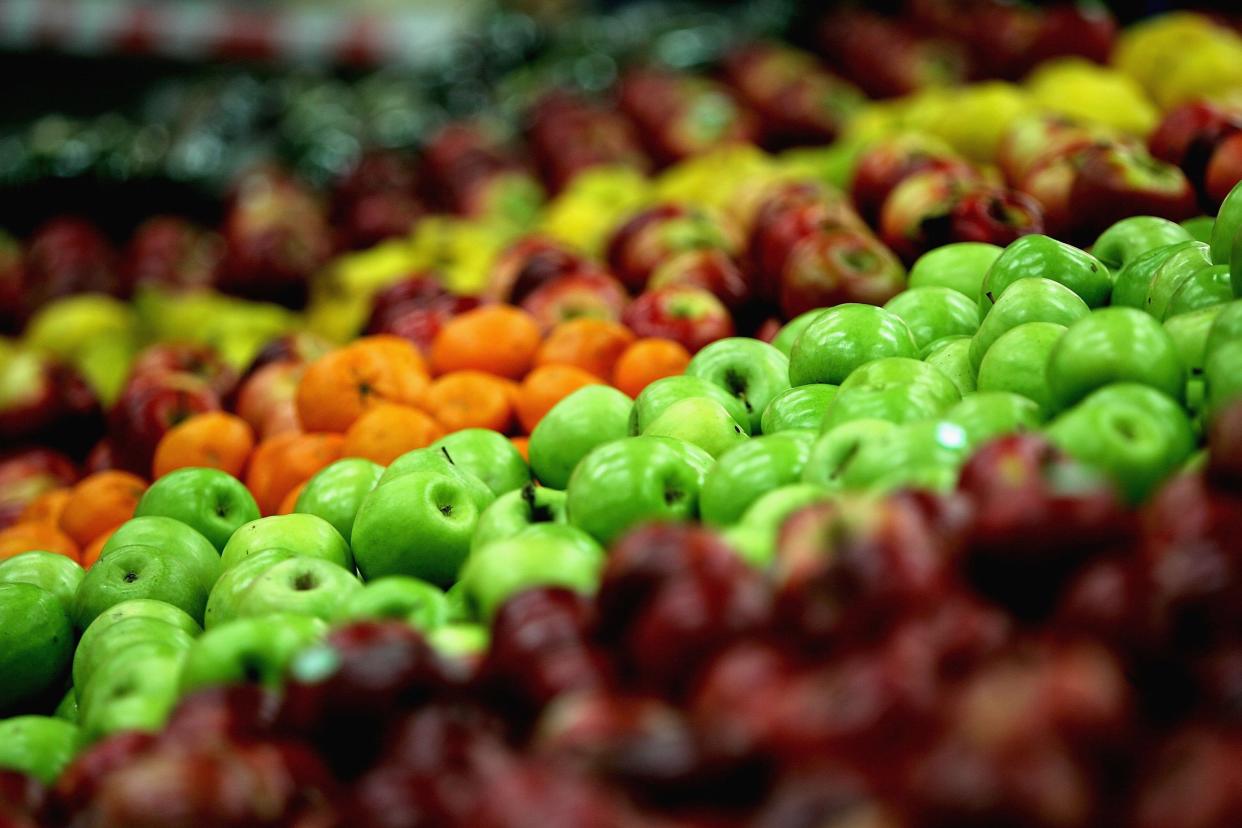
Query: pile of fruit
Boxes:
[{"xmin": 3, "ymin": 4, "xmax": 1242, "ymax": 827}]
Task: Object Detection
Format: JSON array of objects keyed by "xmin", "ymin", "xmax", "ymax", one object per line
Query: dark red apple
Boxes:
[
  {"xmin": 878, "ymin": 168, "xmax": 978, "ymax": 263},
  {"xmin": 0, "ymin": 231, "xmax": 27, "ymax": 334},
  {"xmin": 332, "ymin": 150, "xmax": 425, "ymax": 250},
  {"xmin": 817, "ymin": 10, "xmax": 969, "ymax": 99},
  {"xmin": 1017, "ymin": 143, "xmax": 1092, "ymax": 238},
  {"xmin": 1069, "ymin": 143, "xmax": 1199, "ymax": 240},
  {"xmin": 778, "ymin": 228, "xmax": 906, "ymax": 317},
  {"xmin": 620, "ymin": 285, "xmax": 734, "ymax": 353},
  {"xmin": 48, "ymin": 731, "xmax": 158, "ymax": 821},
  {"xmin": 23, "ymin": 216, "xmax": 120, "ymax": 308},
  {"xmin": 159, "ymin": 685, "xmax": 281, "ymax": 747},
  {"xmin": 364, "ymin": 272, "xmax": 484, "ymax": 353},
  {"xmin": 234, "ymin": 361, "xmax": 304, "ymax": 440},
  {"xmin": 0, "ymin": 447, "xmax": 78, "ymax": 529},
  {"xmin": 606, "ymin": 204, "xmax": 737, "ymax": 294},
  {"xmin": 946, "ymin": 186, "xmax": 1045, "ymax": 249},
  {"xmin": 1208, "ymin": 398, "xmax": 1242, "ymax": 491},
  {"xmin": 107, "ymin": 371, "xmax": 222, "ymax": 476},
  {"xmin": 421, "ymin": 122, "xmax": 538, "ymax": 218},
  {"xmin": 84, "ymin": 439, "xmax": 121, "ymax": 475},
  {"xmin": 0, "ymin": 352, "xmax": 104, "ymax": 459},
  {"xmin": 1148, "ymin": 100, "xmax": 1242, "ymax": 194},
  {"xmin": 520, "ymin": 272, "xmax": 629, "ymax": 334},
  {"xmin": 527, "ymin": 91, "xmax": 650, "ymax": 192},
  {"xmin": 850, "ymin": 135, "xmax": 977, "ymax": 225},
  {"xmin": 128, "ymin": 342, "xmax": 238, "ymax": 401},
  {"xmin": 1026, "ymin": 3, "xmax": 1118, "ymax": 68},
  {"xmin": 121, "ymin": 217, "xmax": 223, "ymax": 292},
  {"xmin": 647, "ymin": 248, "xmax": 752, "ymax": 310},
  {"xmin": 486, "ymin": 235, "xmax": 600, "ymax": 303},
  {"xmin": 618, "ymin": 70, "xmax": 759, "ymax": 166},
  {"xmin": 1130, "ymin": 726, "xmax": 1242, "ymax": 828},
  {"xmin": 1206, "ymin": 131, "xmax": 1242, "ymax": 207}
]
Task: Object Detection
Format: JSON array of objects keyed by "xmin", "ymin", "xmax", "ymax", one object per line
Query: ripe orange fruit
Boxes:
[
  {"xmin": 59, "ymin": 471, "xmax": 147, "ymax": 548},
  {"xmin": 612, "ymin": 337, "xmax": 692, "ymax": 398},
  {"xmin": 246, "ymin": 432, "xmax": 345, "ymax": 516},
  {"xmin": 515, "ymin": 364, "xmax": 603, "ymax": 434},
  {"xmin": 296, "ymin": 337, "xmax": 430, "ymax": 433},
  {"xmin": 342, "ymin": 404, "xmax": 446, "ymax": 465},
  {"xmin": 152, "ymin": 412, "xmax": 256, "ymax": 479},
  {"xmin": 430, "ymin": 306, "xmax": 541, "ymax": 380}
]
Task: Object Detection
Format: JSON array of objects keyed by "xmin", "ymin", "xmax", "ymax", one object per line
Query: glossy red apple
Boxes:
[
  {"xmin": 997, "ymin": 114, "xmax": 1098, "ymax": 185},
  {"xmin": 486, "ymin": 235, "xmax": 600, "ymax": 303},
  {"xmin": 1148, "ymin": 100, "xmax": 1242, "ymax": 190},
  {"xmin": 0, "ymin": 447, "xmax": 78, "ymax": 528},
  {"xmin": 107, "ymin": 371, "xmax": 221, "ymax": 475},
  {"xmin": 647, "ymin": 248, "xmax": 752, "ymax": 310},
  {"xmin": 1016, "ymin": 143, "xmax": 1093, "ymax": 238},
  {"xmin": 121, "ymin": 216, "xmax": 223, "ymax": 292},
  {"xmin": 947, "ymin": 186, "xmax": 1045, "ymax": 249},
  {"xmin": 1069, "ymin": 143, "xmax": 1199, "ymax": 241},
  {"xmin": 421, "ymin": 122, "xmax": 535, "ymax": 218},
  {"xmin": 778, "ymin": 228, "xmax": 906, "ymax": 317},
  {"xmin": 23, "ymin": 216, "xmax": 120, "ymax": 309},
  {"xmin": 520, "ymin": 272, "xmax": 629, "ymax": 334},
  {"xmin": 878, "ymin": 168, "xmax": 977, "ymax": 263},
  {"xmin": 1027, "ymin": 3, "xmax": 1117, "ymax": 67},
  {"xmin": 234, "ymin": 361, "xmax": 304, "ymax": 439},
  {"xmin": 851, "ymin": 136, "xmax": 977, "ymax": 225},
  {"xmin": 1206, "ymin": 131, "xmax": 1242, "ymax": 208},
  {"xmin": 620, "ymin": 285, "xmax": 734, "ymax": 353},
  {"xmin": 1208, "ymin": 399, "xmax": 1242, "ymax": 492},
  {"xmin": 607, "ymin": 204, "xmax": 737, "ymax": 294},
  {"xmin": 817, "ymin": 10, "xmax": 969, "ymax": 99}
]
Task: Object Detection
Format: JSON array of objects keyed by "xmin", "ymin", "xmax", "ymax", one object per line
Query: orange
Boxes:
[
  {"xmin": 423, "ymin": 371, "xmax": 516, "ymax": 434},
  {"xmin": 516, "ymin": 364, "xmax": 603, "ymax": 434},
  {"xmin": 59, "ymin": 471, "xmax": 147, "ymax": 548},
  {"xmin": 0, "ymin": 522, "xmax": 79, "ymax": 563},
  {"xmin": 246, "ymin": 432, "xmax": 345, "ymax": 516},
  {"xmin": 80, "ymin": 524, "xmax": 122, "ymax": 569},
  {"xmin": 296, "ymin": 337, "xmax": 430, "ymax": 433},
  {"xmin": 278, "ymin": 480, "xmax": 309, "ymax": 516},
  {"xmin": 152, "ymin": 412, "xmax": 256, "ymax": 479},
  {"xmin": 430, "ymin": 306, "xmax": 541, "ymax": 380},
  {"xmin": 510, "ymin": 436, "xmax": 530, "ymax": 463},
  {"xmin": 342, "ymin": 404, "xmax": 445, "ymax": 465},
  {"xmin": 535, "ymin": 318, "xmax": 636, "ymax": 380},
  {"xmin": 612, "ymin": 337, "xmax": 692, "ymax": 398},
  {"xmin": 18, "ymin": 489, "xmax": 71, "ymax": 527}
]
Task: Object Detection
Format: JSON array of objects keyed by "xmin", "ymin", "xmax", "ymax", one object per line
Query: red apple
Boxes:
[
  {"xmin": 486, "ymin": 235, "xmax": 600, "ymax": 303},
  {"xmin": 997, "ymin": 114, "xmax": 1098, "ymax": 185},
  {"xmin": 129, "ymin": 342, "xmax": 238, "ymax": 401},
  {"xmin": 84, "ymin": 439, "xmax": 121, "ymax": 475},
  {"xmin": 1069, "ymin": 143, "xmax": 1199, "ymax": 241},
  {"xmin": 1130, "ymin": 726, "xmax": 1242, "ymax": 828},
  {"xmin": 527, "ymin": 91, "xmax": 650, "ymax": 192},
  {"xmin": 0, "ymin": 352, "xmax": 104, "ymax": 459},
  {"xmin": 0, "ymin": 447, "xmax": 78, "ymax": 528},
  {"xmin": 618, "ymin": 70, "xmax": 759, "ymax": 165},
  {"xmin": 851, "ymin": 136, "xmax": 976, "ymax": 225},
  {"xmin": 421, "ymin": 122, "xmax": 536, "ymax": 218},
  {"xmin": 607, "ymin": 204, "xmax": 737, "ymax": 294},
  {"xmin": 0, "ymin": 231, "xmax": 28, "ymax": 334},
  {"xmin": 778, "ymin": 228, "xmax": 906, "ymax": 317},
  {"xmin": 1148, "ymin": 100, "xmax": 1242, "ymax": 187},
  {"xmin": 23, "ymin": 216, "xmax": 120, "ymax": 308},
  {"xmin": 1016, "ymin": 143, "xmax": 1093, "ymax": 239},
  {"xmin": 620, "ymin": 285, "xmax": 735, "ymax": 353},
  {"xmin": 121, "ymin": 217, "xmax": 223, "ymax": 292},
  {"xmin": 878, "ymin": 168, "xmax": 978, "ymax": 263},
  {"xmin": 108, "ymin": 371, "xmax": 221, "ymax": 475},
  {"xmin": 817, "ymin": 10, "xmax": 969, "ymax": 99},
  {"xmin": 1206, "ymin": 131, "xmax": 1242, "ymax": 207},
  {"xmin": 235, "ymin": 361, "xmax": 304, "ymax": 439},
  {"xmin": 947, "ymin": 186, "xmax": 1045, "ymax": 249},
  {"xmin": 47, "ymin": 731, "xmax": 158, "ymax": 821},
  {"xmin": 240, "ymin": 331, "xmax": 333, "ymax": 382},
  {"xmin": 520, "ymin": 272, "xmax": 629, "ymax": 334},
  {"xmin": 332, "ymin": 150, "xmax": 425, "ymax": 249},
  {"xmin": 1026, "ymin": 3, "xmax": 1118, "ymax": 68},
  {"xmin": 1207, "ymin": 398, "xmax": 1242, "ymax": 491},
  {"xmin": 368, "ymin": 296, "xmax": 483, "ymax": 354},
  {"xmin": 647, "ymin": 248, "xmax": 752, "ymax": 310}
]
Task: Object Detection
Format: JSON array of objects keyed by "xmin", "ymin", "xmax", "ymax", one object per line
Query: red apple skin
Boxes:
[
  {"xmin": 84, "ymin": 439, "xmax": 121, "ymax": 475},
  {"xmin": 0, "ymin": 231, "xmax": 29, "ymax": 334},
  {"xmin": 235, "ymin": 361, "xmax": 304, "ymax": 440},
  {"xmin": 46, "ymin": 732, "xmax": 159, "ymax": 822},
  {"xmin": 421, "ymin": 122, "xmax": 531, "ymax": 217},
  {"xmin": 817, "ymin": 10, "xmax": 969, "ymax": 99},
  {"xmin": 526, "ymin": 91, "xmax": 650, "ymax": 192},
  {"xmin": 851, "ymin": 136, "xmax": 976, "ymax": 225},
  {"xmin": 363, "ymin": 271, "xmax": 484, "ymax": 353},
  {"xmin": 1129, "ymin": 726, "xmax": 1242, "ymax": 828},
  {"xmin": 947, "ymin": 187, "xmax": 1045, "ymax": 249},
  {"xmin": 607, "ymin": 204, "xmax": 694, "ymax": 293},
  {"xmin": 1026, "ymin": 4, "xmax": 1117, "ymax": 68},
  {"xmin": 332, "ymin": 150, "xmax": 425, "ymax": 250},
  {"xmin": 878, "ymin": 168, "xmax": 978, "ymax": 264},
  {"xmin": 997, "ymin": 115, "xmax": 1097, "ymax": 185},
  {"xmin": 129, "ymin": 342, "xmax": 238, "ymax": 401},
  {"xmin": 520, "ymin": 272, "xmax": 630, "ymax": 334},
  {"xmin": 107, "ymin": 371, "xmax": 222, "ymax": 476},
  {"xmin": 647, "ymin": 248, "xmax": 752, "ymax": 311},
  {"xmin": 487, "ymin": 235, "xmax": 600, "ymax": 304},
  {"xmin": 620, "ymin": 285, "xmax": 735, "ymax": 353},
  {"xmin": 0, "ymin": 357, "xmax": 104, "ymax": 460},
  {"xmin": 778, "ymin": 229, "xmax": 906, "ymax": 318},
  {"xmin": 1207, "ymin": 399, "xmax": 1242, "ymax": 492},
  {"xmin": 1068, "ymin": 144, "xmax": 1199, "ymax": 241},
  {"xmin": 1016, "ymin": 144, "xmax": 1091, "ymax": 239},
  {"xmin": 1148, "ymin": 101, "xmax": 1242, "ymax": 190},
  {"xmin": 1205, "ymin": 132, "xmax": 1242, "ymax": 208},
  {"xmin": 0, "ymin": 447, "xmax": 78, "ymax": 528},
  {"xmin": 618, "ymin": 70, "xmax": 759, "ymax": 166},
  {"xmin": 121, "ymin": 217, "xmax": 223, "ymax": 292},
  {"xmin": 23, "ymin": 216, "xmax": 120, "ymax": 308},
  {"xmin": 239, "ymin": 331, "xmax": 333, "ymax": 384}
]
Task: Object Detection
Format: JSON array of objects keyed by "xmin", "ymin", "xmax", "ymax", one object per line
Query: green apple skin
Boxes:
[
  {"xmin": 976, "ymin": 322, "xmax": 1066, "ymax": 416},
  {"xmin": 761, "ymin": 385, "xmax": 838, "ymax": 434},
  {"xmin": 803, "ymin": 419, "xmax": 897, "ymax": 490},
  {"xmin": 1047, "ymin": 383, "xmax": 1195, "ymax": 503},
  {"xmin": 738, "ymin": 484, "xmax": 830, "ymax": 537},
  {"xmin": 74, "ymin": 545, "xmax": 210, "ymax": 630},
  {"xmin": 789, "ymin": 304, "xmax": 918, "ymax": 386},
  {"xmin": 471, "ymin": 485, "xmax": 568, "ymax": 553},
  {"xmin": 340, "ymin": 576, "xmax": 449, "ymax": 631},
  {"xmin": 352, "ymin": 471, "xmax": 483, "ymax": 585},
  {"xmin": 923, "ymin": 337, "xmax": 977, "ymax": 397},
  {"xmin": 529, "ymin": 385, "xmax": 632, "ymax": 489},
  {"xmin": 133, "ymin": 467, "xmax": 260, "ymax": 552},
  {"xmin": 377, "ymin": 447, "xmax": 496, "ymax": 513},
  {"xmin": 686, "ymin": 337, "xmax": 791, "ymax": 433},
  {"xmin": 0, "ymin": 551, "xmax": 84, "ymax": 614},
  {"xmin": 1209, "ymin": 179, "xmax": 1242, "ymax": 264},
  {"xmin": 981, "ymin": 234, "xmax": 1111, "ymax": 310},
  {"xmin": 77, "ymin": 650, "xmax": 184, "ymax": 745},
  {"xmin": 1092, "ymin": 215, "xmax": 1193, "ymax": 270},
  {"xmin": 823, "ymin": 357, "xmax": 961, "ymax": 429},
  {"xmin": 204, "ymin": 549, "xmax": 294, "ymax": 629},
  {"xmin": 700, "ymin": 431, "xmax": 816, "ymax": 526},
  {"xmin": 76, "ymin": 598, "xmax": 200, "ymax": 652},
  {"xmin": 294, "ymin": 458, "xmax": 384, "ymax": 544},
  {"xmin": 432, "ymin": 429, "xmax": 530, "ymax": 497},
  {"xmin": 102, "ymin": 516, "xmax": 221, "ymax": 596},
  {"xmin": 1205, "ymin": 300, "xmax": 1242, "ymax": 359},
  {"xmin": 426, "ymin": 623, "xmax": 489, "ymax": 659},
  {"xmin": 907, "ymin": 242, "xmax": 1003, "ymax": 298},
  {"xmin": 1046, "ymin": 307, "xmax": 1185, "ymax": 412},
  {"xmin": 1165, "ymin": 264, "xmax": 1233, "ymax": 318},
  {"xmin": 232, "ymin": 556, "xmax": 360, "ymax": 622},
  {"xmin": 832, "ymin": 420, "xmax": 971, "ymax": 493},
  {"xmin": 458, "ymin": 524, "xmax": 605, "ymax": 621},
  {"xmin": 883, "ymin": 286, "xmax": 981, "ymax": 350},
  {"xmin": 1146, "ymin": 244, "xmax": 1216, "ymax": 320},
  {"xmin": 179, "ymin": 614, "xmax": 325, "ymax": 694},
  {"xmin": 970, "ymin": 278, "xmax": 1090, "ymax": 370},
  {"xmin": 1111, "ymin": 241, "xmax": 1195, "ymax": 309},
  {"xmin": 73, "ymin": 615, "xmax": 195, "ymax": 692},
  {"xmin": 944, "ymin": 391, "xmax": 1044, "ymax": 449},
  {"xmin": 721, "ymin": 522, "xmax": 775, "ymax": 569},
  {"xmin": 1180, "ymin": 215, "xmax": 1214, "ymax": 245},
  {"xmin": 0, "ymin": 583, "xmax": 72, "ymax": 714},
  {"xmin": 1205, "ymin": 339, "xmax": 1242, "ymax": 418},
  {"xmin": 220, "ymin": 513, "xmax": 353, "ymax": 572},
  {"xmin": 0, "ymin": 716, "xmax": 78, "ymax": 783},
  {"xmin": 643, "ymin": 396, "xmax": 748, "ymax": 459},
  {"xmin": 630, "ymin": 375, "xmax": 752, "ymax": 435},
  {"xmin": 1165, "ymin": 305, "xmax": 1226, "ymax": 385},
  {"xmin": 54, "ymin": 688, "xmax": 77, "ymax": 723},
  {"xmin": 566, "ymin": 436, "xmax": 709, "ymax": 546},
  {"xmin": 771, "ymin": 309, "xmax": 829, "ymax": 356}
]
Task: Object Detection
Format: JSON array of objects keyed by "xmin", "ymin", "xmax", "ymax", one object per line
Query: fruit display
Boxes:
[{"xmin": 3, "ymin": 3, "xmax": 1242, "ymax": 827}]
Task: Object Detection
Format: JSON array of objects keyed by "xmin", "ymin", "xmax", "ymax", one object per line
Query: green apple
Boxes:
[
  {"xmin": 73, "ymin": 614, "xmax": 196, "ymax": 691},
  {"xmin": 1180, "ymin": 215, "xmax": 1214, "ymax": 245},
  {"xmin": 771, "ymin": 309, "xmax": 829, "ymax": 356},
  {"xmin": 944, "ymin": 391, "xmax": 1043, "ymax": 448},
  {"xmin": 1205, "ymin": 339, "xmax": 1242, "ymax": 418},
  {"xmin": 1046, "ymin": 307, "xmax": 1185, "ymax": 411},
  {"xmin": 643, "ymin": 396, "xmax": 748, "ymax": 459},
  {"xmin": 823, "ymin": 357, "xmax": 961, "ymax": 429},
  {"xmin": 976, "ymin": 322, "xmax": 1066, "ymax": 416},
  {"xmin": 133, "ymin": 467, "xmax": 260, "ymax": 552},
  {"xmin": 700, "ymin": 431, "xmax": 815, "ymax": 526},
  {"xmin": 760, "ymin": 385, "xmax": 837, "ymax": 434},
  {"xmin": 1164, "ymin": 304, "xmax": 1226, "ymax": 380},
  {"xmin": 458, "ymin": 524, "xmax": 605, "ymax": 621},
  {"xmin": 923, "ymin": 336, "xmax": 976, "ymax": 397},
  {"xmin": 788, "ymin": 304, "xmax": 918, "ymax": 386},
  {"xmin": 74, "ymin": 545, "xmax": 211, "ymax": 629},
  {"xmin": 1111, "ymin": 240, "xmax": 1202, "ymax": 309},
  {"xmin": 1047, "ymin": 383, "xmax": 1195, "ymax": 503},
  {"xmin": 340, "ymin": 576, "xmax": 449, "ymax": 630},
  {"xmin": 686, "ymin": 337, "xmax": 791, "ymax": 433},
  {"xmin": 907, "ymin": 242, "xmax": 1003, "ymax": 298},
  {"xmin": 1166, "ymin": 264, "xmax": 1233, "ymax": 318},
  {"xmin": 883, "ymin": 286, "xmax": 981, "ymax": 349},
  {"xmin": 1092, "ymin": 215, "xmax": 1193, "ymax": 270},
  {"xmin": 1209, "ymin": 179, "xmax": 1242, "ymax": 264},
  {"xmin": 76, "ymin": 598, "xmax": 201, "ymax": 651},
  {"xmin": 352, "ymin": 471, "xmax": 483, "ymax": 585},
  {"xmin": 629, "ymin": 375, "xmax": 751, "ymax": 435},
  {"xmin": 426, "ymin": 623, "xmax": 489, "ymax": 659},
  {"xmin": 738, "ymin": 483, "xmax": 830, "ymax": 537},
  {"xmin": 0, "ymin": 583, "xmax": 72, "ymax": 713},
  {"xmin": 830, "ymin": 419, "xmax": 971, "ymax": 493},
  {"xmin": 203, "ymin": 549, "xmax": 294, "ymax": 629},
  {"xmin": 23, "ymin": 294, "xmax": 138, "ymax": 405},
  {"xmin": 0, "ymin": 716, "xmax": 78, "ymax": 783},
  {"xmin": 294, "ymin": 458, "xmax": 384, "ymax": 544},
  {"xmin": 77, "ymin": 649, "xmax": 184, "ymax": 745},
  {"xmin": 232, "ymin": 556, "xmax": 360, "ymax": 621},
  {"xmin": 377, "ymin": 447, "xmax": 496, "ymax": 512},
  {"xmin": 0, "ymin": 550, "xmax": 84, "ymax": 613},
  {"xmin": 179, "ymin": 614, "xmax": 325, "ymax": 693},
  {"xmin": 432, "ymin": 429, "xmax": 530, "ymax": 497},
  {"xmin": 980, "ymin": 234, "xmax": 1111, "ymax": 310},
  {"xmin": 970, "ymin": 277, "xmax": 1090, "ymax": 370},
  {"xmin": 54, "ymin": 688, "xmax": 77, "ymax": 723},
  {"xmin": 103, "ymin": 516, "xmax": 221, "ymax": 596},
  {"xmin": 803, "ymin": 419, "xmax": 897, "ymax": 490},
  {"xmin": 720, "ymin": 522, "xmax": 775, "ymax": 569},
  {"xmin": 566, "ymin": 435, "xmax": 710, "ymax": 546},
  {"xmin": 1205, "ymin": 300, "xmax": 1242, "ymax": 359},
  {"xmin": 220, "ymin": 513, "xmax": 352, "ymax": 572},
  {"xmin": 472, "ymin": 485, "xmax": 568, "ymax": 553},
  {"xmin": 1146, "ymin": 245, "xmax": 1216, "ymax": 320},
  {"xmin": 529, "ymin": 385, "xmax": 632, "ymax": 489}
]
